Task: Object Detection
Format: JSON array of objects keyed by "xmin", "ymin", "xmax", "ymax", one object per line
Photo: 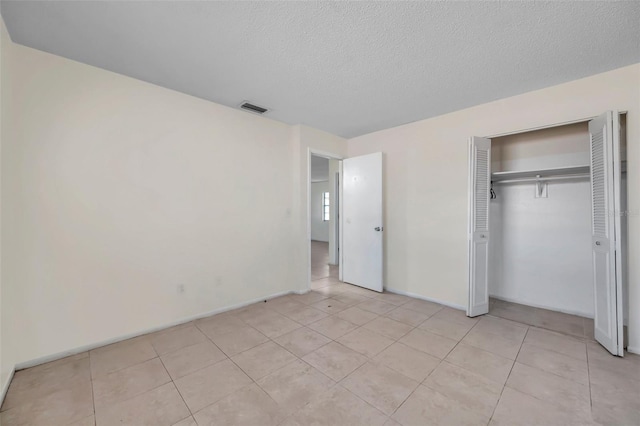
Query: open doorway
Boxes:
[{"xmin": 309, "ymin": 154, "xmax": 340, "ymax": 282}]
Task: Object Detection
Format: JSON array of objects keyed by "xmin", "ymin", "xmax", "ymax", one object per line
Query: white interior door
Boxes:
[
  {"xmin": 342, "ymin": 152, "xmax": 383, "ymax": 292},
  {"xmin": 589, "ymin": 111, "xmax": 624, "ymax": 356},
  {"xmin": 467, "ymin": 137, "xmax": 491, "ymax": 317}
]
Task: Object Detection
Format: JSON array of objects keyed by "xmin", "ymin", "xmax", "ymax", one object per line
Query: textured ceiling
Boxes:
[
  {"xmin": 2, "ymin": 1, "xmax": 639, "ymax": 138},
  {"xmin": 311, "ymin": 155, "xmax": 329, "ymax": 183}
]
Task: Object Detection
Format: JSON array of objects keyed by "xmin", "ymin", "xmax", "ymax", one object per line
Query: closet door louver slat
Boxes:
[{"xmin": 467, "ymin": 137, "xmax": 491, "ymax": 317}]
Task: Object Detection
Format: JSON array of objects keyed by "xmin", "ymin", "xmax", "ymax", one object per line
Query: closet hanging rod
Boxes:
[{"xmin": 493, "ymin": 173, "xmax": 590, "ymax": 184}]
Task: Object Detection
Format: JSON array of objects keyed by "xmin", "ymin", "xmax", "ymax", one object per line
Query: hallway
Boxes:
[{"xmin": 311, "ymin": 241, "xmax": 338, "ymax": 281}]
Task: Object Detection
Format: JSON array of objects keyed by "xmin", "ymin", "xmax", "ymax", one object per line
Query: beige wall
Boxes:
[
  {"xmin": 348, "ymin": 64, "xmax": 640, "ymax": 351},
  {"xmin": 1, "ymin": 39, "xmax": 302, "ymax": 373},
  {"xmin": 0, "ymin": 25, "xmax": 348, "ymax": 385},
  {"xmin": 0, "ymin": 17, "xmax": 12, "ymax": 393}
]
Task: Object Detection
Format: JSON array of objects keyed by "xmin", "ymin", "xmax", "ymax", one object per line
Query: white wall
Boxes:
[
  {"xmin": 0, "ymin": 17, "xmax": 11, "ymax": 395},
  {"xmin": 489, "ymin": 124, "xmax": 594, "ymax": 317},
  {"xmin": 1, "ymin": 39, "xmax": 301, "ymax": 370},
  {"xmin": 347, "ymin": 64, "xmax": 640, "ymax": 352},
  {"xmin": 310, "ymin": 181, "xmax": 330, "ymax": 242},
  {"xmin": 489, "ymin": 181, "xmax": 593, "ymax": 317}
]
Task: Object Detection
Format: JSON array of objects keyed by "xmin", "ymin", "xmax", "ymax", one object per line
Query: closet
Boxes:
[{"xmin": 467, "ymin": 111, "xmax": 627, "ymax": 356}]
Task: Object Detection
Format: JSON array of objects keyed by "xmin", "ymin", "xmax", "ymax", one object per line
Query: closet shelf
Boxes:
[{"xmin": 491, "ymin": 165, "xmax": 590, "ymax": 183}]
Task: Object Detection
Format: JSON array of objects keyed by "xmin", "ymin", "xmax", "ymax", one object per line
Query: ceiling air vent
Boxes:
[{"xmin": 239, "ymin": 101, "xmax": 268, "ymax": 115}]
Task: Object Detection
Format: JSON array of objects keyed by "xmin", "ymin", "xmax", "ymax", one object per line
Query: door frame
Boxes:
[{"xmin": 307, "ymin": 148, "xmax": 344, "ymax": 291}]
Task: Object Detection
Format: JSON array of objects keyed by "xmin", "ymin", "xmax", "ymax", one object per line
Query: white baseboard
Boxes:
[
  {"xmin": 627, "ymin": 346, "xmax": 640, "ymax": 355},
  {"xmin": 1, "ymin": 366, "xmax": 15, "ymax": 408},
  {"xmin": 14, "ymin": 289, "xmax": 296, "ymax": 371},
  {"xmin": 489, "ymin": 294, "xmax": 593, "ymax": 319},
  {"xmin": 385, "ymin": 287, "xmax": 466, "ymax": 311}
]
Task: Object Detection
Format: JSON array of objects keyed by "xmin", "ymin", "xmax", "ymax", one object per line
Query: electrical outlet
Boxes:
[{"xmin": 177, "ymin": 284, "xmax": 185, "ymax": 294}]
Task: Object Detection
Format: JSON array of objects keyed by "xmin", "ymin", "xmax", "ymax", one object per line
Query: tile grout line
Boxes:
[
  {"xmin": 487, "ymin": 326, "xmax": 530, "ymax": 425},
  {"xmin": 154, "ymin": 353, "xmax": 193, "ymax": 418},
  {"xmin": 88, "ymin": 352, "xmax": 97, "ymax": 424},
  {"xmin": 585, "ymin": 342, "xmax": 594, "ymax": 416}
]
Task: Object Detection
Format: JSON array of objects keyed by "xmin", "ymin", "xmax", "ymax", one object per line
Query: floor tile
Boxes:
[
  {"xmin": 374, "ymin": 342, "xmax": 440, "ymax": 382},
  {"xmin": 342, "ymin": 285, "xmax": 381, "ymax": 298},
  {"xmin": 257, "ymin": 359, "xmax": 335, "ymax": 413},
  {"xmin": 490, "ymin": 387, "xmax": 592, "ymax": 426},
  {"xmin": 173, "ymin": 358, "xmax": 252, "ymax": 413},
  {"xmin": 587, "ymin": 340, "xmax": 640, "ymax": 383},
  {"xmin": 208, "ymin": 325, "xmax": 269, "ymax": 356},
  {"xmin": 590, "ymin": 380, "xmax": 640, "ymax": 426},
  {"xmin": 310, "ymin": 298, "xmax": 350, "ymax": 314},
  {"xmin": 489, "ymin": 303, "xmax": 540, "ymax": 326},
  {"xmin": 356, "ymin": 299, "xmax": 397, "ymax": 315},
  {"xmin": 374, "ymin": 292, "xmax": 412, "ymax": 306},
  {"xmin": 92, "ymin": 358, "xmax": 170, "ymax": 408},
  {"xmin": 461, "ymin": 327, "xmax": 524, "ymax": 360},
  {"xmin": 337, "ymin": 327, "xmax": 394, "ymax": 358},
  {"xmin": 419, "ymin": 316, "xmax": 474, "ymax": 341},
  {"xmin": 195, "ymin": 314, "xmax": 248, "ymax": 339},
  {"xmin": 308, "ymin": 316, "xmax": 359, "ymax": 339},
  {"xmin": 90, "ymin": 336, "xmax": 157, "ymax": 378},
  {"xmin": 264, "ymin": 296, "xmax": 306, "ymax": 312},
  {"xmin": 363, "ymin": 316, "xmax": 413, "ymax": 340},
  {"xmin": 330, "ymin": 292, "xmax": 371, "ymax": 306},
  {"xmin": 432, "ymin": 307, "xmax": 478, "ymax": 326},
  {"xmin": 446, "ymin": 343, "xmax": 513, "ymax": 385},
  {"xmin": 535, "ymin": 309, "xmax": 585, "ymax": 338},
  {"xmin": 2, "ymin": 356, "xmax": 90, "ymax": 411},
  {"xmin": 506, "ymin": 362, "xmax": 591, "ymax": 415},
  {"xmin": 398, "ymin": 328, "xmax": 458, "ymax": 359},
  {"xmin": 424, "ymin": 361, "xmax": 502, "ymax": 418},
  {"xmin": 517, "ymin": 343, "xmax": 589, "ymax": 385},
  {"xmin": 172, "ymin": 416, "xmax": 197, "ymax": 426},
  {"xmin": 231, "ymin": 341, "xmax": 298, "ymax": 380},
  {"xmin": 194, "ymin": 383, "xmax": 285, "ymax": 426},
  {"xmin": 95, "ymin": 382, "xmax": 189, "ymax": 426},
  {"xmin": 160, "ymin": 340, "xmax": 227, "ymax": 380},
  {"xmin": 401, "ymin": 299, "xmax": 444, "ymax": 316},
  {"xmin": 336, "ymin": 306, "xmax": 379, "ymax": 326},
  {"xmin": 524, "ymin": 327, "xmax": 587, "ymax": 361},
  {"xmin": 385, "ymin": 306, "xmax": 433, "ymax": 326},
  {"xmin": 243, "ymin": 311, "xmax": 302, "ymax": 338},
  {"xmin": 288, "ymin": 291, "xmax": 328, "ymax": 305},
  {"xmin": 342, "ymin": 362, "xmax": 419, "ymax": 415},
  {"xmin": 0, "ymin": 379, "xmax": 94, "ymax": 426},
  {"xmin": 71, "ymin": 415, "xmax": 96, "ymax": 426},
  {"xmin": 393, "ymin": 384, "xmax": 488, "ymax": 426},
  {"xmin": 148, "ymin": 325, "xmax": 208, "ymax": 355},
  {"xmin": 279, "ymin": 305, "xmax": 329, "ymax": 325},
  {"xmin": 302, "ymin": 342, "xmax": 368, "ymax": 381},
  {"xmin": 281, "ymin": 386, "xmax": 388, "ymax": 426},
  {"xmin": 475, "ymin": 316, "xmax": 528, "ymax": 341},
  {"xmin": 273, "ymin": 326, "xmax": 331, "ymax": 357}
]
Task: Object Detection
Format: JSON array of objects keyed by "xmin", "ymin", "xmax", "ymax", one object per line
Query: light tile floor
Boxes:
[{"xmin": 2, "ymin": 278, "xmax": 639, "ymax": 425}]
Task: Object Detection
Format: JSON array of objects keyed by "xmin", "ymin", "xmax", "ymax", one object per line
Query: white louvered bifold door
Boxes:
[
  {"xmin": 467, "ymin": 137, "xmax": 491, "ymax": 317},
  {"xmin": 590, "ymin": 111, "xmax": 624, "ymax": 356}
]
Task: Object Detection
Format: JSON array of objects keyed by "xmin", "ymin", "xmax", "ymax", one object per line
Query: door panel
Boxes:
[
  {"xmin": 342, "ymin": 152, "xmax": 383, "ymax": 292},
  {"xmin": 468, "ymin": 137, "xmax": 491, "ymax": 317},
  {"xmin": 589, "ymin": 111, "xmax": 623, "ymax": 356}
]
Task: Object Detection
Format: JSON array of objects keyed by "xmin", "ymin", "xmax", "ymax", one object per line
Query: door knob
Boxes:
[{"xmin": 375, "ymin": 227, "xmax": 382, "ymax": 231}]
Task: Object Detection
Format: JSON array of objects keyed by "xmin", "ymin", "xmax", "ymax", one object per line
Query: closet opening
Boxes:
[{"xmin": 468, "ymin": 112, "xmax": 628, "ymax": 356}]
